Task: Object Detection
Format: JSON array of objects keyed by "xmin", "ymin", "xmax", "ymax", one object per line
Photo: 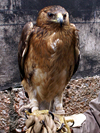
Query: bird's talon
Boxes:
[
  {"xmin": 27, "ymin": 108, "xmax": 32, "ymax": 113},
  {"xmin": 41, "ymin": 120, "xmax": 46, "ymax": 127},
  {"xmin": 70, "ymin": 120, "xmax": 74, "ymax": 127},
  {"xmin": 49, "ymin": 111, "xmax": 54, "ymax": 120},
  {"xmin": 25, "ymin": 112, "xmax": 28, "ymax": 119},
  {"xmin": 57, "ymin": 123, "xmax": 64, "ymax": 132}
]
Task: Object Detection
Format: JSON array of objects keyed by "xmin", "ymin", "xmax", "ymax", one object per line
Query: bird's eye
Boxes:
[
  {"xmin": 63, "ymin": 14, "xmax": 66, "ymax": 20},
  {"xmin": 48, "ymin": 12, "xmax": 54, "ymax": 17}
]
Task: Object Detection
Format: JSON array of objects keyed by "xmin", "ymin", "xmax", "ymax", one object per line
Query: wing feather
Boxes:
[
  {"xmin": 18, "ymin": 22, "xmax": 34, "ymax": 80},
  {"xmin": 73, "ymin": 28, "xmax": 80, "ymax": 76}
]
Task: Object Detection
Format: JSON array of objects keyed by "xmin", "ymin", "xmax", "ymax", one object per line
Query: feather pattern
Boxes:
[{"xmin": 18, "ymin": 5, "xmax": 80, "ymax": 112}]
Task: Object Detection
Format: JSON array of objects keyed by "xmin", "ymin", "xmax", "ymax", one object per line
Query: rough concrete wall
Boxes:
[
  {"xmin": 0, "ymin": 0, "xmax": 100, "ymax": 90},
  {"xmin": 76, "ymin": 23, "xmax": 100, "ymax": 78},
  {"xmin": 0, "ymin": 0, "xmax": 37, "ymax": 90}
]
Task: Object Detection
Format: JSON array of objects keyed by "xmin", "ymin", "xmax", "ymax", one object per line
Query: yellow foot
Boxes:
[
  {"xmin": 25, "ymin": 110, "xmax": 50, "ymax": 124},
  {"xmin": 26, "ymin": 109, "xmax": 49, "ymax": 116},
  {"xmin": 18, "ymin": 103, "xmax": 38, "ymax": 117},
  {"xmin": 25, "ymin": 110, "xmax": 74, "ymax": 133},
  {"xmin": 53, "ymin": 113, "xmax": 74, "ymax": 133}
]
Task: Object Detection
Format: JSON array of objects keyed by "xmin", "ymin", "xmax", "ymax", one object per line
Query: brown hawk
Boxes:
[{"xmin": 18, "ymin": 5, "xmax": 80, "ymax": 114}]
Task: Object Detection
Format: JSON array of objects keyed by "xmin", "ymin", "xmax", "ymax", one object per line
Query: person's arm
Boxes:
[{"xmin": 72, "ymin": 92, "xmax": 100, "ymax": 133}]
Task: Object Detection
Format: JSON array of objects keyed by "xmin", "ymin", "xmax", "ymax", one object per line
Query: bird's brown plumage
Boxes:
[{"xmin": 18, "ymin": 5, "xmax": 80, "ymax": 113}]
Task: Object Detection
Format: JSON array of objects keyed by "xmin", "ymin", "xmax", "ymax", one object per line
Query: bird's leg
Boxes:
[
  {"xmin": 53, "ymin": 94, "xmax": 65, "ymax": 114},
  {"xmin": 19, "ymin": 97, "xmax": 39, "ymax": 116},
  {"xmin": 19, "ymin": 85, "xmax": 39, "ymax": 116},
  {"xmin": 29, "ymin": 97, "xmax": 39, "ymax": 112},
  {"xmin": 25, "ymin": 88, "xmax": 39, "ymax": 112}
]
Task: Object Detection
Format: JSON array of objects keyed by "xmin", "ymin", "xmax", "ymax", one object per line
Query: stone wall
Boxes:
[{"xmin": 0, "ymin": 0, "xmax": 100, "ymax": 90}]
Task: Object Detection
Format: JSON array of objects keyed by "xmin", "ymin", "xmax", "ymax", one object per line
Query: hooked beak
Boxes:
[{"xmin": 57, "ymin": 13, "xmax": 64, "ymax": 26}]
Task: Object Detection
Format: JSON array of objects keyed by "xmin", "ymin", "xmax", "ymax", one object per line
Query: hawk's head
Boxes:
[{"xmin": 36, "ymin": 5, "xmax": 69, "ymax": 28}]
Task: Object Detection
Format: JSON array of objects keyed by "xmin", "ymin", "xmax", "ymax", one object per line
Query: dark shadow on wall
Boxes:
[
  {"xmin": 73, "ymin": 55, "xmax": 100, "ymax": 79},
  {"xmin": 21, "ymin": 0, "xmax": 99, "ymax": 21}
]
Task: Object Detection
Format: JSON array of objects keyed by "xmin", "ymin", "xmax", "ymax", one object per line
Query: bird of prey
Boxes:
[{"xmin": 18, "ymin": 5, "xmax": 80, "ymax": 115}]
